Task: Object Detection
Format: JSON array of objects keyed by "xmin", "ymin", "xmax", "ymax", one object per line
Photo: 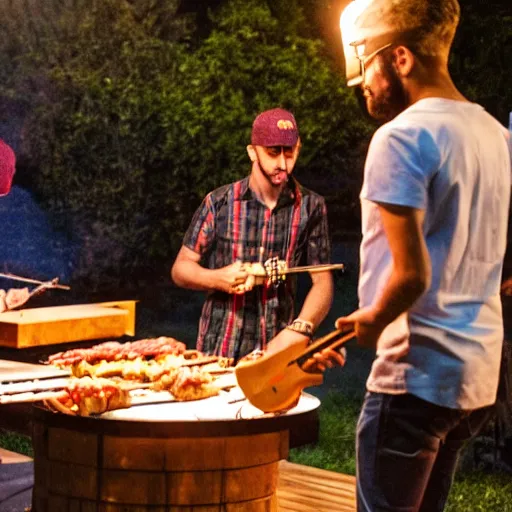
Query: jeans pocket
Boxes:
[{"xmin": 376, "ymin": 420, "xmax": 440, "ymax": 511}]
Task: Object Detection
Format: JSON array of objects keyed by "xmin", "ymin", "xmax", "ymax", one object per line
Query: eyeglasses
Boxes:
[{"xmin": 350, "ymin": 41, "xmax": 393, "ymax": 84}]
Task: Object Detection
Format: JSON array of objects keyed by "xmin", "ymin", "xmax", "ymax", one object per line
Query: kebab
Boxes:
[
  {"xmin": 150, "ymin": 366, "xmax": 221, "ymax": 401},
  {"xmin": 47, "ymin": 336, "xmax": 188, "ymax": 367},
  {"xmin": 2, "ymin": 365, "xmax": 226, "ymax": 416},
  {"xmin": 238, "ymin": 257, "xmax": 346, "ymax": 292},
  {"xmin": 70, "ymin": 353, "xmax": 223, "ymax": 382},
  {"xmin": 0, "ymin": 273, "xmax": 70, "ymax": 312}
]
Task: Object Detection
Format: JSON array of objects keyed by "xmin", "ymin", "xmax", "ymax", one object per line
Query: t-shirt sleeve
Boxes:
[
  {"xmin": 305, "ymin": 197, "xmax": 331, "ymax": 266},
  {"xmin": 182, "ymin": 194, "xmax": 216, "ymax": 257},
  {"xmin": 361, "ymin": 124, "xmax": 439, "ymax": 209}
]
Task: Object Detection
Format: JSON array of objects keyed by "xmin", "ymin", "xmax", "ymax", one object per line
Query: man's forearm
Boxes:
[
  {"xmin": 372, "ymin": 267, "xmax": 429, "ymax": 327},
  {"xmin": 296, "ymin": 273, "xmax": 333, "ymax": 329},
  {"xmin": 171, "ymin": 260, "xmax": 217, "ymax": 292},
  {"xmin": 367, "ymin": 203, "xmax": 431, "ymax": 339}
]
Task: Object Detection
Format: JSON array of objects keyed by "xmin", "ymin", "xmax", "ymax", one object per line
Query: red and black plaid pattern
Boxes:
[{"xmin": 183, "ymin": 176, "xmax": 331, "ymax": 360}]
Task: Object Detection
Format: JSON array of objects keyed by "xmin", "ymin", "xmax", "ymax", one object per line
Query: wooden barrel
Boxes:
[{"xmin": 31, "ymin": 395, "xmax": 320, "ymax": 512}]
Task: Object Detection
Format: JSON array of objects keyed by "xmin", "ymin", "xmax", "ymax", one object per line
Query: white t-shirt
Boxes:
[{"xmin": 359, "ymin": 98, "xmax": 511, "ymax": 410}]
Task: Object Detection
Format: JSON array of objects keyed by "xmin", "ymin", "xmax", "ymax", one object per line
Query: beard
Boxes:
[
  {"xmin": 256, "ymin": 156, "xmax": 289, "ymax": 188},
  {"xmin": 364, "ymin": 52, "xmax": 410, "ymax": 123}
]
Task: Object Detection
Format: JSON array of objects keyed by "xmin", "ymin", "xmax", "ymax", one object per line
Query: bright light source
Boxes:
[{"xmin": 340, "ymin": 0, "xmax": 374, "ymax": 86}]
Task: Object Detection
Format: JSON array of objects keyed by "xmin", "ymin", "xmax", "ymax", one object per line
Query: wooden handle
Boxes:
[{"xmin": 293, "ymin": 328, "xmax": 356, "ymax": 368}]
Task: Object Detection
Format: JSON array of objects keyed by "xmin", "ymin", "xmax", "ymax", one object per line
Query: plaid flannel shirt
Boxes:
[{"xmin": 183, "ymin": 176, "xmax": 331, "ymax": 360}]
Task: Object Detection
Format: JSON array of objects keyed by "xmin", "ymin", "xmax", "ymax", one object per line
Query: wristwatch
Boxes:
[{"xmin": 286, "ymin": 318, "xmax": 314, "ymax": 337}]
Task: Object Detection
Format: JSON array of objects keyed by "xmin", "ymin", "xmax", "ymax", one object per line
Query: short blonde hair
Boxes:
[{"xmin": 384, "ymin": 0, "xmax": 460, "ymax": 57}]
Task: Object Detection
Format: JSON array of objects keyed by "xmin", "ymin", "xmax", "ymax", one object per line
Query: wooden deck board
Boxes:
[
  {"xmin": 0, "ymin": 447, "xmax": 33, "ymax": 464},
  {"xmin": 277, "ymin": 460, "xmax": 356, "ymax": 512}
]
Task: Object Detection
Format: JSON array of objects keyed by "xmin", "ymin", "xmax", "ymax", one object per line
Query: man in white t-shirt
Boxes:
[{"xmin": 335, "ymin": 0, "xmax": 512, "ymax": 510}]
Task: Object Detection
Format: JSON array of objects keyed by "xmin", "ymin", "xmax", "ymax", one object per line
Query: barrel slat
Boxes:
[
  {"xmin": 31, "ymin": 488, "xmax": 48, "ymax": 512},
  {"xmin": 223, "ymin": 434, "xmax": 285, "ymax": 469},
  {"xmin": 103, "ymin": 436, "xmax": 166, "ymax": 470},
  {"xmin": 79, "ymin": 499, "xmax": 99, "ymax": 512},
  {"xmin": 223, "ymin": 496, "xmax": 278, "ymax": 512},
  {"xmin": 98, "ymin": 503, "xmax": 166, "ymax": 512},
  {"xmin": 100, "ymin": 469, "xmax": 166, "ymax": 505},
  {"xmin": 223, "ymin": 463, "xmax": 278, "ymax": 503},
  {"xmin": 48, "ymin": 427, "xmax": 98, "ymax": 466},
  {"xmin": 48, "ymin": 460, "xmax": 97, "ymax": 499},
  {"xmin": 34, "ymin": 455, "xmax": 49, "ymax": 488},
  {"xmin": 167, "ymin": 506, "xmax": 220, "ymax": 512},
  {"xmin": 32, "ymin": 422, "xmax": 48, "ymax": 459},
  {"xmin": 165, "ymin": 438, "xmax": 226, "ymax": 471},
  {"xmin": 167, "ymin": 470, "xmax": 223, "ymax": 505},
  {"xmin": 224, "ymin": 494, "xmax": 277, "ymax": 512},
  {"xmin": 47, "ymin": 494, "xmax": 68, "ymax": 512},
  {"xmin": 68, "ymin": 498, "xmax": 81, "ymax": 512}
]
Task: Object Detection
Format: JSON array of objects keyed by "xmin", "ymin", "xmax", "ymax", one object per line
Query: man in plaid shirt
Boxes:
[{"xmin": 171, "ymin": 108, "xmax": 335, "ymax": 361}]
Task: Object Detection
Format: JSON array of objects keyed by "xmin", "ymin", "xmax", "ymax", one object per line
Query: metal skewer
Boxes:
[
  {"xmin": 0, "ymin": 272, "xmax": 71, "ymax": 290},
  {"xmin": 280, "ymin": 263, "xmax": 345, "ymax": 275}
]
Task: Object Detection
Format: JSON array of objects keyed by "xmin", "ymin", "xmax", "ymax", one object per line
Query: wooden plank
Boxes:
[
  {"xmin": 0, "ymin": 447, "xmax": 33, "ymax": 463},
  {"xmin": 277, "ymin": 461, "xmax": 356, "ymax": 512}
]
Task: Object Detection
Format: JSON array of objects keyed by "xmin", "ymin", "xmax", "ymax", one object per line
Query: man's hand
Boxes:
[
  {"xmin": 214, "ymin": 261, "xmax": 250, "ymax": 294},
  {"xmin": 302, "ymin": 346, "xmax": 346, "ymax": 373},
  {"xmin": 239, "ymin": 262, "xmax": 267, "ymax": 292},
  {"xmin": 335, "ymin": 307, "xmax": 385, "ymax": 349},
  {"xmin": 266, "ymin": 327, "xmax": 310, "ymax": 355}
]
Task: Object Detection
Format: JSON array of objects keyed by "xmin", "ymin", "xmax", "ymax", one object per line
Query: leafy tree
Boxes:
[
  {"xmin": 0, "ymin": 0, "xmax": 192, "ymax": 288},
  {"xmin": 451, "ymin": 4, "xmax": 512, "ymax": 127},
  {"xmin": 2, "ymin": 0, "xmax": 371, "ymax": 290},
  {"xmin": 158, "ymin": 0, "xmax": 371, "ymax": 238}
]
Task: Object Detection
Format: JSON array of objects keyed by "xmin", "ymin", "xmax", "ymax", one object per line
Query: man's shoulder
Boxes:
[
  {"xmin": 206, "ymin": 177, "xmax": 249, "ymax": 203},
  {"xmin": 369, "ymin": 112, "xmax": 438, "ymax": 160}
]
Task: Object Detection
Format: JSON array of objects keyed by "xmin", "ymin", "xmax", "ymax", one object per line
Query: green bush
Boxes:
[{"xmin": 0, "ymin": 0, "xmax": 371, "ymax": 289}]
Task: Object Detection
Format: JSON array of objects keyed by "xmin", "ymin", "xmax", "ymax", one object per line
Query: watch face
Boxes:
[{"xmin": 289, "ymin": 320, "xmax": 313, "ymax": 335}]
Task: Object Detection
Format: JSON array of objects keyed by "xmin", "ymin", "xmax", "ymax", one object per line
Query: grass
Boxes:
[
  {"xmin": 0, "ymin": 429, "xmax": 33, "ymax": 457},
  {"xmin": 290, "ymin": 391, "xmax": 360, "ymax": 475},
  {"xmin": 447, "ymin": 472, "xmax": 512, "ymax": 512}
]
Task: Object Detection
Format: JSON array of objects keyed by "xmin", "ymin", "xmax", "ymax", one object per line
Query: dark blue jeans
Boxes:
[{"xmin": 356, "ymin": 392, "xmax": 493, "ymax": 512}]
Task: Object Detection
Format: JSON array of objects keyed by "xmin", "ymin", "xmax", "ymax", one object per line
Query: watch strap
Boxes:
[{"xmin": 286, "ymin": 318, "xmax": 314, "ymax": 337}]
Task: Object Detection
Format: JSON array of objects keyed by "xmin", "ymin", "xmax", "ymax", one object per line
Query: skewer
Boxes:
[
  {"xmin": 0, "ymin": 377, "xmax": 70, "ymax": 396},
  {"xmin": 180, "ymin": 355, "xmax": 219, "ymax": 367},
  {"xmin": 0, "ymin": 389, "xmax": 68, "ymax": 404},
  {"xmin": 0, "ymin": 381, "xmax": 151, "ymax": 404},
  {"xmin": 0, "ymin": 272, "xmax": 71, "ymax": 290},
  {"xmin": 281, "ymin": 263, "xmax": 345, "ymax": 275}
]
